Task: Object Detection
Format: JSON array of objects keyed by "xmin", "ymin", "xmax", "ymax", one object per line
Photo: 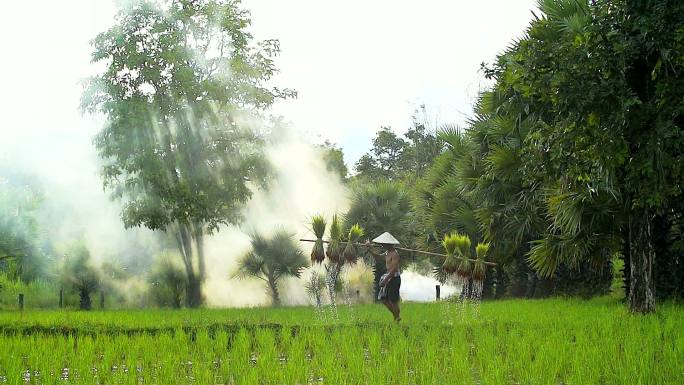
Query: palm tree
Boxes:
[
  {"xmin": 234, "ymin": 230, "xmax": 308, "ymax": 306},
  {"xmin": 414, "ymin": 90, "xmax": 548, "ymax": 298},
  {"xmin": 345, "ymin": 181, "xmax": 411, "ymax": 300},
  {"xmin": 61, "ymin": 244, "xmax": 100, "ymax": 310}
]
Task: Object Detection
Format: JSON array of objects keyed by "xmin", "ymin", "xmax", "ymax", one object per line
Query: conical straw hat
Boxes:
[{"xmin": 372, "ymin": 232, "xmax": 401, "ymax": 245}]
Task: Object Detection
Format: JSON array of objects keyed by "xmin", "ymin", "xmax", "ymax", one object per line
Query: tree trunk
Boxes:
[
  {"xmin": 186, "ymin": 275, "xmax": 202, "ymax": 308},
  {"xmin": 526, "ymin": 272, "xmax": 538, "ymax": 299},
  {"xmin": 629, "ymin": 210, "xmax": 656, "ymax": 313},
  {"xmin": 79, "ymin": 289, "xmax": 92, "ymax": 310},
  {"xmin": 176, "ymin": 224, "xmax": 203, "ymax": 308},
  {"xmin": 268, "ymin": 276, "xmax": 281, "ymax": 307},
  {"xmin": 172, "ymin": 286, "xmax": 182, "ymax": 309},
  {"xmin": 621, "ymin": 226, "xmax": 631, "ymax": 300},
  {"xmin": 481, "ymin": 266, "xmax": 495, "ymax": 299},
  {"xmin": 196, "ymin": 228, "xmax": 206, "ymax": 282},
  {"xmin": 494, "ymin": 266, "xmax": 506, "ymax": 299}
]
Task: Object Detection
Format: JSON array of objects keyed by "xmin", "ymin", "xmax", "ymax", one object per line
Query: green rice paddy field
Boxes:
[{"xmin": 1, "ymin": 297, "xmax": 682, "ymax": 384}]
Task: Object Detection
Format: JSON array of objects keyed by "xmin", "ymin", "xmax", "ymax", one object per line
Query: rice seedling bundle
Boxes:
[
  {"xmin": 472, "ymin": 242, "xmax": 489, "ymax": 281},
  {"xmin": 343, "ymin": 224, "xmax": 364, "ymax": 264},
  {"xmin": 454, "ymin": 233, "xmax": 472, "ymax": 278},
  {"xmin": 441, "ymin": 232, "xmax": 459, "ymax": 274},
  {"xmin": 310, "ymin": 215, "xmax": 327, "ymax": 264},
  {"xmin": 326, "ymin": 213, "xmax": 343, "ymax": 264}
]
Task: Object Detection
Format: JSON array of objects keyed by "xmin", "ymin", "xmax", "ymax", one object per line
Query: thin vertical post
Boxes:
[
  {"xmin": 435, "ymin": 285, "xmax": 441, "ymax": 301},
  {"xmin": 18, "ymin": 293, "xmax": 24, "ymax": 310},
  {"xmin": 99, "ymin": 290, "xmax": 105, "ymax": 310}
]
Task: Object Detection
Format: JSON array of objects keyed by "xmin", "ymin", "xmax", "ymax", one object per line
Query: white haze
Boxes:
[
  {"xmin": 0, "ymin": 129, "xmax": 161, "ymax": 264},
  {"xmin": 203, "ymin": 133, "xmax": 351, "ymax": 307},
  {"xmin": 0, "ymin": 125, "xmax": 450, "ymax": 307},
  {"xmin": 400, "ymin": 271, "xmax": 458, "ymax": 302},
  {"xmin": 203, "ymin": 129, "xmax": 455, "ymax": 307}
]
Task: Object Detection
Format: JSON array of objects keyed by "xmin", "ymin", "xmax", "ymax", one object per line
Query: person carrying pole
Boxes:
[{"xmin": 365, "ymin": 232, "xmax": 402, "ymax": 322}]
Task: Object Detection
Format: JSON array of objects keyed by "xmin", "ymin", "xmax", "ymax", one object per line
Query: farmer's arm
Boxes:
[{"xmin": 364, "ymin": 240, "xmax": 382, "ymax": 257}]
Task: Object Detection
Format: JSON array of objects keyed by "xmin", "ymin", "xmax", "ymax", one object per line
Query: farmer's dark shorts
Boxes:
[{"xmin": 386, "ymin": 276, "xmax": 401, "ymax": 302}]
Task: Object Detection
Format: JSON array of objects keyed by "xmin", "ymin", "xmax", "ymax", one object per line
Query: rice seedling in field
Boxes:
[
  {"xmin": 343, "ymin": 224, "xmax": 364, "ymax": 264},
  {"xmin": 310, "ymin": 215, "xmax": 327, "ymax": 264},
  {"xmin": 0, "ymin": 298, "xmax": 682, "ymax": 384}
]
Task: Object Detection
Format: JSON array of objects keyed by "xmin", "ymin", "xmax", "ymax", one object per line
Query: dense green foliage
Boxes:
[
  {"xmin": 412, "ymin": 0, "xmax": 684, "ymax": 311},
  {"xmin": 517, "ymin": 0, "xmax": 684, "ymax": 313},
  {"xmin": 1, "ymin": 298, "xmax": 682, "ymax": 384}
]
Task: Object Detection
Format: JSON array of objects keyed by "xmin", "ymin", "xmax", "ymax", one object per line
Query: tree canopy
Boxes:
[
  {"xmin": 82, "ymin": 0, "xmax": 294, "ymax": 306},
  {"xmin": 353, "ymin": 114, "xmax": 442, "ymax": 182}
]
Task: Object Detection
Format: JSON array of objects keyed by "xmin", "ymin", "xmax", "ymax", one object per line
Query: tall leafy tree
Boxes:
[
  {"xmin": 233, "ymin": 230, "xmax": 308, "ymax": 306},
  {"xmin": 354, "ymin": 115, "xmax": 441, "ymax": 182},
  {"xmin": 436, "ymin": 0, "xmax": 684, "ymax": 312},
  {"xmin": 354, "ymin": 127, "xmax": 409, "ymax": 181},
  {"xmin": 514, "ymin": 0, "xmax": 684, "ymax": 313},
  {"xmin": 318, "ymin": 141, "xmax": 348, "ymax": 181},
  {"xmin": 82, "ymin": 0, "xmax": 294, "ymax": 306}
]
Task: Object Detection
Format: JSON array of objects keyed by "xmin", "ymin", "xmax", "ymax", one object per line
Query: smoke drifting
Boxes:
[
  {"xmin": 202, "ymin": 130, "xmax": 350, "ymax": 307},
  {"xmin": 0, "ymin": 128, "xmax": 160, "ymax": 265},
  {"xmin": 1, "ymin": 123, "xmax": 453, "ymax": 307}
]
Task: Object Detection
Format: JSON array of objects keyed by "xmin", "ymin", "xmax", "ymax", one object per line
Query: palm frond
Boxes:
[{"xmin": 233, "ymin": 251, "xmax": 265, "ymax": 280}]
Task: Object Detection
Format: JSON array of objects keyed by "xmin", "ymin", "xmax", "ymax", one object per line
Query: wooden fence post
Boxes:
[
  {"xmin": 18, "ymin": 293, "xmax": 24, "ymax": 310},
  {"xmin": 435, "ymin": 285, "xmax": 441, "ymax": 301}
]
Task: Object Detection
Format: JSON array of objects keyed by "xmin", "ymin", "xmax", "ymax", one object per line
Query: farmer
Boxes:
[{"xmin": 365, "ymin": 232, "xmax": 402, "ymax": 322}]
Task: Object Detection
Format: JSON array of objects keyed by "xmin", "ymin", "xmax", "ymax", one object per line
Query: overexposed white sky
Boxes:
[{"xmin": 0, "ymin": 0, "xmax": 537, "ymax": 166}]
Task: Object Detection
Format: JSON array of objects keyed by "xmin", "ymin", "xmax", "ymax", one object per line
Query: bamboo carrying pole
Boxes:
[{"xmin": 299, "ymin": 239, "xmax": 497, "ymax": 266}]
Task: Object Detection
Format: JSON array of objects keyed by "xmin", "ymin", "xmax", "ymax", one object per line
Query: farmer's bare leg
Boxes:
[
  {"xmin": 382, "ymin": 299, "xmax": 395, "ymax": 317},
  {"xmin": 391, "ymin": 301, "xmax": 401, "ymax": 321},
  {"xmin": 388, "ymin": 301, "xmax": 400, "ymax": 321},
  {"xmin": 383, "ymin": 299, "xmax": 399, "ymax": 320}
]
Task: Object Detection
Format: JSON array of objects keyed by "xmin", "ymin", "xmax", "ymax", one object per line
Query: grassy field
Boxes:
[{"xmin": 1, "ymin": 297, "xmax": 682, "ymax": 384}]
